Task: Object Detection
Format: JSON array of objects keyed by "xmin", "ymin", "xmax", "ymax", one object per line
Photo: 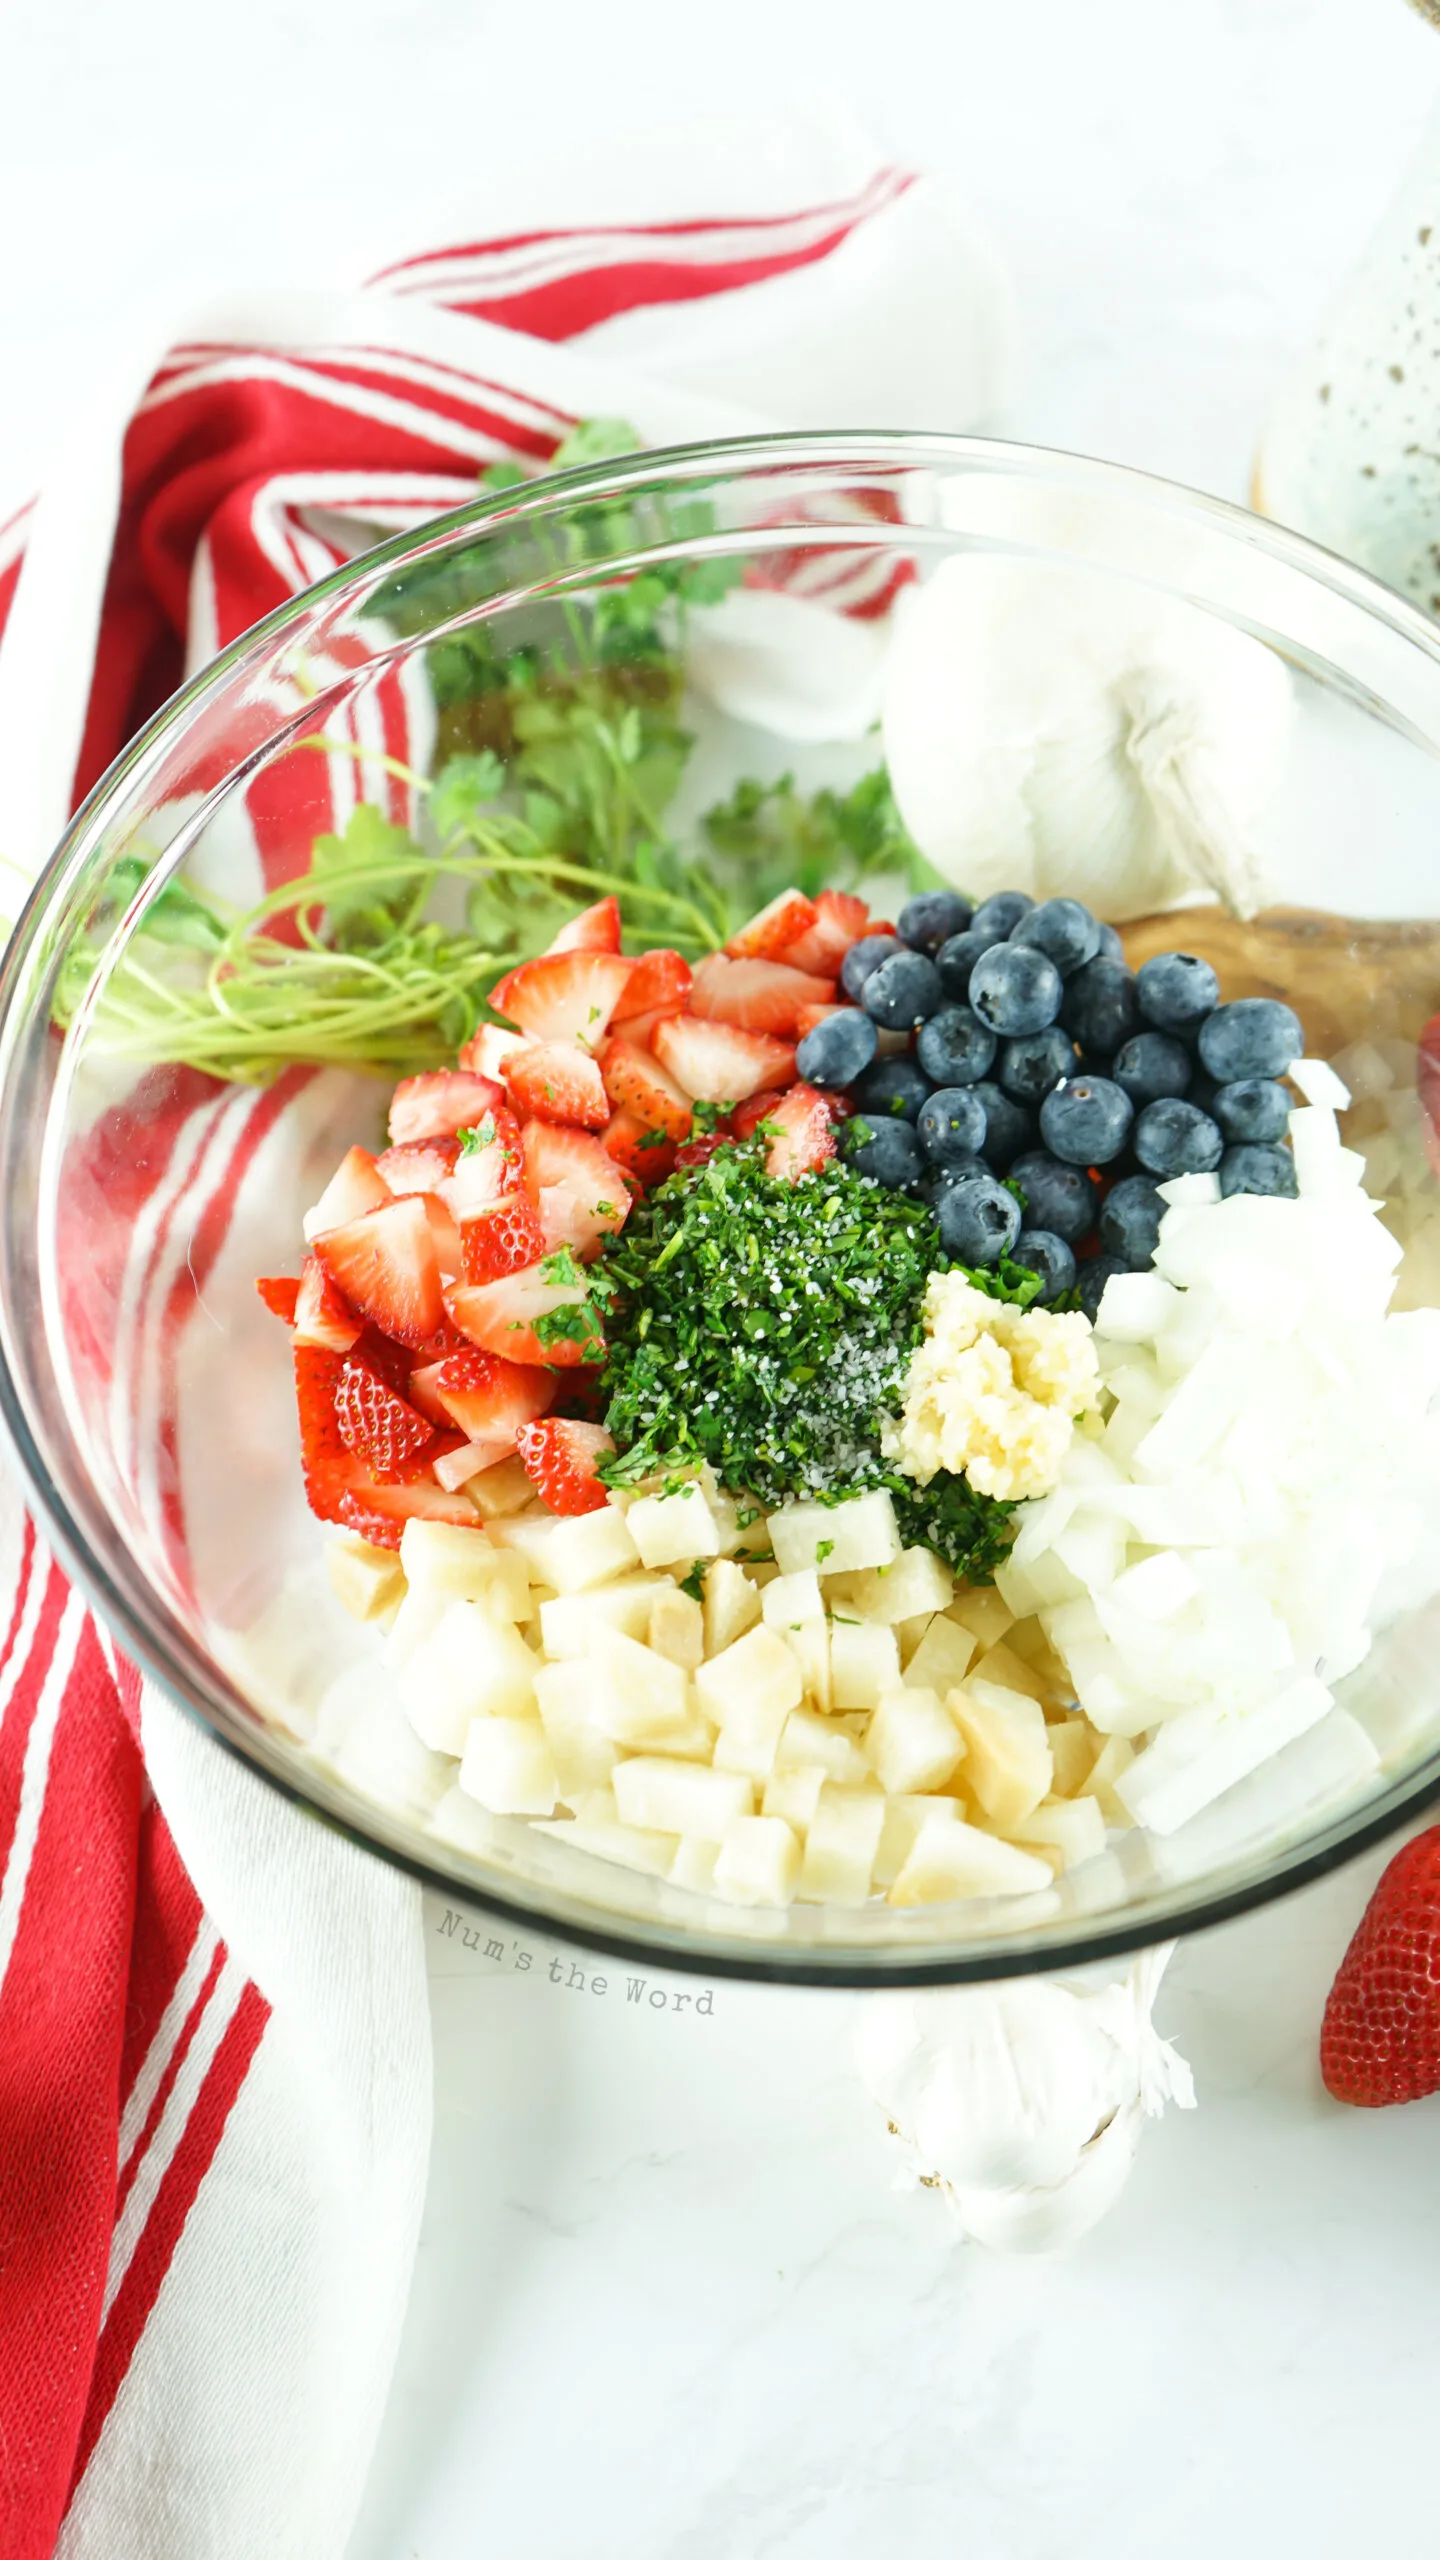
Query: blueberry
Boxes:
[
  {"xmin": 1039, "ymin": 1076, "xmax": 1134, "ymax": 1167},
  {"xmin": 1212, "ymin": 1077, "xmax": 1291, "ymax": 1144},
  {"xmin": 1095, "ymin": 923, "xmax": 1125, "ymax": 962},
  {"xmin": 851, "ymin": 1056, "xmax": 931, "ymax": 1123},
  {"xmin": 1098, "ymin": 1175, "xmax": 1165, "ymax": 1269},
  {"xmin": 1112, "ymin": 1030, "xmax": 1193, "ymax": 1107},
  {"xmin": 1133, "ymin": 1097, "xmax": 1224, "ymax": 1177},
  {"xmin": 936, "ymin": 1173, "xmax": 1023, "ymax": 1268},
  {"xmin": 1077, "ymin": 1253, "xmax": 1128, "ymax": 1322},
  {"xmin": 843, "ymin": 1115, "xmax": 924, "ymax": 1189},
  {"xmin": 1009, "ymin": 1149, "xmax": 1096, "ymax": 1246},
  {"xmin": 997, "ymin": 1026, "xmax": 1076, "ymax": 1105},
  {"xmin": 1136, "ymin": 951, "xmax": 1220, "ymax": 1034},
  {"xmin": 794, "ymin": 1007, "xmax": 878, "ymax": 1090},
  {"xmin": 1197, "ymin": 998, "xmax": 1304, "ymax": 1083},
  {"xmin": 970, "ymin": 1081, "xmax": 1036, "ymax": 1171},
  {"xmin": 916, "ymin": 1004, "xmax": 997, "ymax": 1087},
  {"xmin": 861, "ymin": 948, "xmax": 945, "ymax": 1031},
  {"xmin": 934, "ymin": 931, "xmax": 988, "ymax": 1001},
  {"xmin": 1059, "ymin": 957, "xmax": 1140, "ymax": 1059},
  {"xmin": 1010, "ymin": 1229, "xmax": 1077, "ymax": 1305},
  {"xmin": 898, "ymin": 889, "xmax": 973, "ymax": 952},
  {"xmin": 968, "ymin": 943, "xmax": 1064, "ymax": 1038},
  {"xmin": 1220, "ymin": 1142, "xmax": 1298, "ymax": 1199},
  {"xmin": 971, "ymin": 891, "xmax": 1035, "ymax": 941},
  {"xmin": 1010, "ymin": 896, "xmax": 1102, "ymax": 978},
  {"xmin": 919, "ymin": 1158, "xmax": 988, "ymax": 1209},
  {"xmin": 918, "ymin": 1086, "xmax": 989, "ymax": 1167},
  {"xmin": 840, "ymin": 933, "xmax": 901, "ymax": 1001}
]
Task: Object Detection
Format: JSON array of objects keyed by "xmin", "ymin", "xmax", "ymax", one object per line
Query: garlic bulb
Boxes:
[
  {"xmin": 854, "ymin": 1945, "xmax": 1194, "ymax": 2252},
  {"xmin": 881, "ymin": 555, "xmax": 1292, "ymax": 921}
]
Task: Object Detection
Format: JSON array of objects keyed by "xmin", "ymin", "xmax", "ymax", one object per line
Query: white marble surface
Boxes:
[{"xmin": 9, "ymin": 2, "xmax": 1440, "ymax": 2553}]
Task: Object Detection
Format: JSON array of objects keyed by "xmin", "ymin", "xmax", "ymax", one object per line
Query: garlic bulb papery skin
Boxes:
[
  {"xmin": 881, "ymin": 554, "xmax": 1292, "ymax": 921},
  {"xmin": 854, "ymin": 1944, "xmax": 1195, "ymax": 2253},
  {"xmin": 684, "ymin": 586, "xmax": 888, "ymax": 742}
]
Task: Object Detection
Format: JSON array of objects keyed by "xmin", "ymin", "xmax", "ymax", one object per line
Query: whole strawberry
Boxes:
[{"xmin": 1321, "ymin": 1827, "xmax": 1440, "ymax": 2106}]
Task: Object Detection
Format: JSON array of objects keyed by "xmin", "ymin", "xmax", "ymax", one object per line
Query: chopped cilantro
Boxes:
[
  {"xmin": 636, "ymin": 1127, "xmax": 669, "ymax": 1152},
  {"xmin": 459, "ymin": 1118, "xmax": 497, "ymax": 1153},
  {"xmin": 593, "ymin": 1136, "xmax": 1024, "ymax": 1581},
  {"xmin": 678, "ymin": 1561, "xmax": 707, "ymax": 1602},
  {"xmin": 815, "ymin": 1539, "xmax": 836, "ymax": 1564}
]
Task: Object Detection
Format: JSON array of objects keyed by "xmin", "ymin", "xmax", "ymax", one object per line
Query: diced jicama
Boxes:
[
  {"xmin": 1078, "ymin": 1733, "xmax": 1136, "ymax": 1822},
  {"xmin": 326, "ymin": 1535, "xmax": 404, "ymax": 1623},
  {"xmin": 671, "ymin": 1837, "xmax": 722, "ymax": 1892},
  {"xmin": 400, "ymin": 1518, "xmax": 510, "ymax": 1603},
  {"xmin": 626, "ymin": 1481, "xmax": 724, "ymax": 1570},
  {"xmin": 760, "ymin": 1569, "xmax": 825, "ymax": 1629},
  {"xmin": 888, "ymin": 1821, "xmax": 1052, "ymax": 1906},
  {"xmin": 694, "ymin": 1624, "xmax": 803, "ymax": 1727},
  {"xmin": 799, "ymin": 1786, "xmax": 886, "ymax": 1904},
  {"xmin": 533, "ymin": 1661, "xmax": 621, "ymax": 1801},
  {"xmin": 497, "ymin": 1505, "xmax": 639, "ymax": 1593},
  {"xmin": 873, "ymin": 1792, "xmax": 961, "ymax": 1889},
  {"xmin": 701, "ymin": 1558, "xmax": 763, "ymax": 1657},
  {"xmin": 968, "ymin": 1637, "xmax": 1050, "ymax": 1703},
  {"xmin": 1048, "ymin": 1715, "xmax": 1100, "ymax": 1797},
  {"xmin": 465, "ymin": 1456, "xmax": 536, "ymax": 1518},
  {"xmin": 947, "ymin": 1586, "xmax": 1014, "ymax": 1651},
  {"xmin": 713, "ymin": 1816, "xmax": 801, "ymax": 1907},
  {"xmin": 399, "ymin": 1602, "xmax": 538, "ymax": 1752},
  {"xmin": 459, "ymin": 1715, "xmax": 559, "ymax": 1817},
  {"xmin": 613, "ymin": 1757, "xmax": 753, "ymax": 1840},
  {"xmin": 590, "ymin": 1623, "xmax": 693, "ymax": 1747},
  {"xmin": 1007, "ymin": 1792, "xmax": 1106, "ymax": 1870},
  {"xmin": 534, "ymin": 1796, "xmax": 676, "ymax": 1877},
  {"xmin": 767, "ymin": 1489, "xmax": 900, "ymax": 1577},
  {"xmin": 539, "ymin": 1578, "xmax": 664, "ymax": 1658},
  {"xmin": 901, "ymin": 1613, "xmax": 977, "ymax": 1693},
  {"xmin": 829, "ymin": 1618, "xmax": 901, "ymax": 1714},
  {"xmin": 825, "ymin": 1545, "xmax": 954, "ymax": 1626},
  {"xmin": 761, "ymin": 1764, "xmax": 827, "ymax": 1831},
  {"xmin": 774, "ymin": 1707, "xmax": 870, "ymax": 1783},
  {"xmin": 648, "ymin": 1587, "xmax": 705, "ymax": 1669},
  {"xmin": 781, "ymin": 1617, "xmax": 832, "ymax": 1712},
  {"xmin": 711, "ymin": 1689, "xmax": 794, "ymax": 1780},
  {"xmin": 950, "ymin": 1681, "xmax": 1052, "ymax": 1830},
  {"xmin": 866, "ymin": 1686, "xmax": 965, "ymax": 1795}
]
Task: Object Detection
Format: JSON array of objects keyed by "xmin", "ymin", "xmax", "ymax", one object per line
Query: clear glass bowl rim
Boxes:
[{"xmin": 3, "ymin": 425, "xmax": 1440, "ymax": 1988}]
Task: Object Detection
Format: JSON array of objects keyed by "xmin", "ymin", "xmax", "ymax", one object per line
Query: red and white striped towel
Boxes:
[{"xmin": 0, "ymin": 109, "xmax": 1008, "ymax": 2559}]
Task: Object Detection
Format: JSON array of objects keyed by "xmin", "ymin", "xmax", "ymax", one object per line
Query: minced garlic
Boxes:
[{"xmin": 883, "ymin": 1275, "xmax": 1100, "ymax": 1503}]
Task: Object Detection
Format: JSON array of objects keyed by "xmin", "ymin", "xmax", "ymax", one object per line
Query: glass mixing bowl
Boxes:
[{"xmin": 4, "ymin": 431, "xmax": 1440, "ymax": 1986}]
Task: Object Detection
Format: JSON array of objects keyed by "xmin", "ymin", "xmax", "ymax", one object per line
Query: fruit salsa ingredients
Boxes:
[
  {"xmin": 881, "ymin": 554, "xmax": 1292, "ymax": 921},
  {"xmin": 593, "ymin": 1134, "xmax": 1019, "ymax": 1584},
  {"xmin": 883, "ymin": 1276, "xmax": 1101, "ymax": 1503},
  {"xmin": 1321, "ymin": 1829, "xmax": 1440, "ymax": 2107},
  {"xmin": 1000, "ymin": 1082, "xmax": 1440, "ymax": 1835}
]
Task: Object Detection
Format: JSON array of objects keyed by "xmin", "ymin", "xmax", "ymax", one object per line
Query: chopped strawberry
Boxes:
[
  {"xmin": 447, "ymin": 1108, "xmax": 526, "ymax": 1215},
  {"xmin": 521, "ymin": 1120, "xmax": 630, "ymax": 1258},
  {"xmin": 446, "ymin": 1263, "xmax": 604, "ymax": 1369},
  {"xmin": 487, "ymin": 949, "xmax": 633, "ymax": 1049},
  {"xmin": 461, "ymin": 1193, "xmax": 547, "ymax": 1282},
  {"xmin": 778, "ymin": 887, "xmax": 873, "ymax": 977},
  {"xmin": 546, "ymin": 895, "xmax": 622, "ymax": 954},
  {"xmin": 653, "ymin": 1013, "xmax": 796, "ymax": 1104},
  {"xmin": 303, "ymin": 1143, "xmax": 389, "ymax": 1242},
  {"xmin": 294, "ymin": 1343, "xmax": 361, "ymax": 1524},
  {"xmin": 674, "ymin": 1133, "xmax": 730, "ymax": 1172},
  {"xmin": 762, "ymin": 1082, "xmax": 836, "ymax": 1181},
  {"xmin": 335, "ymin": 1359, "xmax": 435, "ymax": 1481},
  {"xmin": 689, "ymin": 952, "xmax": 836, "ymax": 1037},
  {"xmin": 795, "ymin": 1001, "xmax": 846, "ymax": 1041},
  {"xmin": 375, "ymin": 1136, "xmax": 461, "ymax": 1197},
  {"xmin": 1322, "ymin": 1828, "xmax": 1440, "ymax": 2105},
  {"xmin": 730, "ymin": 1088, "xmax": 789, "ymax": 1142},
  {"xmin": 344, "ymin": 1324, "xmax": 414, "ymax": 1396},
  {"xmin": 336, "ymin": 1478, "xmax": 485, "ymax": 1549},
  {"xmin": 388, "ymin": 1069, "xmax": 502, "ymax": 1146},
  {"xmin": 293, "ymin": 1253, "xmax": 363, "ymax": 1353},
  {"xmin": 504, "ymin": 1040, "xmax": 610, "ymax": 1131},
  {"xmin": 599, "ymin": 1038, "xmax": 694, "ymax": 1139},
  {"xmin": 727, "ymin": 887, "xmax": 818, "ymax": 961},
  {"xmin": 413, "ymin": 1311, "xmax": 469, "ymax": 1361},
  {"xmin": 459, "ymin": 1023, "xmax": 525, "ymax": 1082},
  {"xmin": 256, "ymin": 1274, "xmax": 299, "ymax": 1323},
  {"xmin": 602, "ymin": 1108, "xmax": 678, "ymax": 1187},
  {"xmin": 608, "ymin": 1005, "xmax": 671, "ymax": 1053},
  {"xmin": 420, "ymin": 1193, "xmax": 465, "ymax": 1282},
  {"xmin": 612, "ymin": 947, "xmax": 691, "ymax": 1023},
  {"xmin": 312, "ymin": 1194, "xmax": 444, "ymax": 1350},
  {"xmin": 516, "ymin": 1418, "xmax": 615, "ymax": 1516},
  {"xmin": 419, "ymin": 1344, "xmax": 556, "ymax": 1443}
]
